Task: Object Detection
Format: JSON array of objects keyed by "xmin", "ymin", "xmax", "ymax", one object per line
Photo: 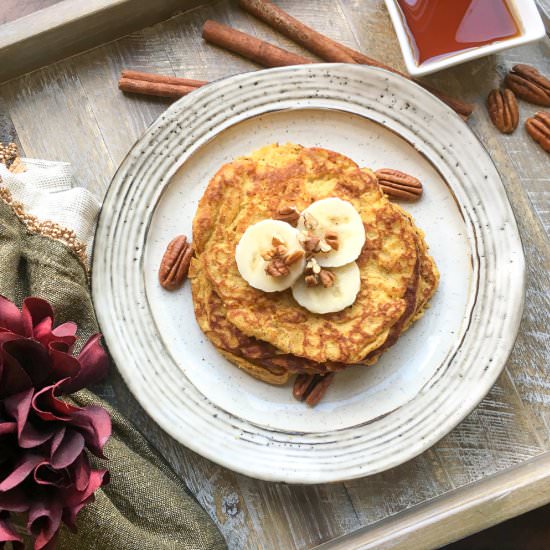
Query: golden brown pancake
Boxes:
[
  {"xmin": 362, "ymin": 204, "xmax": 439, "ymax": 365},
  {"xmin": 190, "ymin": 212, "xmax": 437, "ymax": 381},
  {"xmin": 193, "ymin": 144, "xmax": 419, "ymax": 364}
]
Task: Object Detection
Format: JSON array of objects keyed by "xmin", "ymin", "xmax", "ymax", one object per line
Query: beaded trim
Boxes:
[{"xmin": 0, "ymin": 184, "xmax": 88, "ymax": 267}]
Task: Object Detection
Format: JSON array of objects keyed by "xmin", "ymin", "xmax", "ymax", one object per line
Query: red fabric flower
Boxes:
[{"xmin": 0, "ymin": 296, "xmax": 111, "ymax": 550}]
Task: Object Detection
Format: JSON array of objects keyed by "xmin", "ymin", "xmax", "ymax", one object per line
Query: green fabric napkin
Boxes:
[{"xmin": 0, "ymin": 197, "xmax": 226, "ymax": 550}]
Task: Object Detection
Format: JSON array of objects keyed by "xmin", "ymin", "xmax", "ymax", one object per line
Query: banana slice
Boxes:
[
  {"xmin": 298, "ymin": 198, "xmax": 365, "ymax": 268},
  {"xmin": 291, "ymin": 262, "xmax": 361, "ymax": 314},
  {"xmin": 236, "ymin": 219, "xmax": 306, "ymax": 292}
]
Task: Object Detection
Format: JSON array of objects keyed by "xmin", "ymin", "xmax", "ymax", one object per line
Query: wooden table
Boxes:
[{"xmin": 1, "ymin": 1, "xmax": 549, "ymax": 548}]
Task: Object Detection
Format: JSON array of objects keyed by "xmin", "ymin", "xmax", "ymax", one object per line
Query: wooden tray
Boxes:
[{"xmin": 1, "ymin": 1, "xmax": 549, "ymax": 548}]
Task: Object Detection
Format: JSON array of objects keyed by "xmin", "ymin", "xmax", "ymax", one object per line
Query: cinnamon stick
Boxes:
[
  {"xmin": 239, "ymin": 0, "xmax": 473, "ymax": 118},
  {"xmin": 239, "ymin": 0, "xmax": 355, "ymax": 63},
  {"xmin": 202, "ymin": 20, "xmax": 312, "ymax": 68},
  {"xmin": 121, "ymin": 70, "xmax": 208, "ymax": 88},
  {"xmin": 118, "ymin": 78, "xmax": 198, "ymax": 99}
]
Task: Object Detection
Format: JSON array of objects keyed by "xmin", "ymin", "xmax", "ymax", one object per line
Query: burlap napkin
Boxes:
[{"xmin": 0, "ymin": 158, "xmax": 225, "ymax": 550}]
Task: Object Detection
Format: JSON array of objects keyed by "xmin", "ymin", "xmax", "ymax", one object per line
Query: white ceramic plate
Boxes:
[{"xmin": 92, "ymin": 64, "xmax": 525, "ymax": 483}]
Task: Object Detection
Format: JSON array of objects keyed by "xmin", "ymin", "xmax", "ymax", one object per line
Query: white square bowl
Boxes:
[{"xmin": 385, "ymin": 0, "xmax": 547, "ymax": 76}]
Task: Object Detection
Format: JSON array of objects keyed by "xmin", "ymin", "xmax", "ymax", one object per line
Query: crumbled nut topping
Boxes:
[
  {"xmin": 299, "ymin": 212, "xmax": 339, "ymax": 257},
  {"xmin": 265, "ymin": 257, "xmax": 290, "ymax": 277},
  {"xmin": 274, "ymin": 206, "xmax": 300, "ymax": 226},
  {"xmin": 303, "ymin": 258, "xmax": 336, "ymax": 288},
  {"xmin": 263, "ymin": 236, "xmax": 303, "ymax": 277}
]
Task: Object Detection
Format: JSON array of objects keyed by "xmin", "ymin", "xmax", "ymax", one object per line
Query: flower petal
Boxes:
[
  {"xmin": 34, "ymin": 462, "xmax": 72, "ymax": 488},
  {"xmin": 32, "ymin": 380, "xmax": 79, "ymax": 422},
  {"xmin": 27, "ymin": 498, "xmax": 62, "ymax": 550},
  {"xmin": 0, "ymin": 515, "xmax": 24, "ymax": 549},
  {"xmin": 58, "ymin": 467, "xmax": 109, "ymax": 535},
  {"xmin": 0, "ymin": 296, "xmax": 24, "ymax": 335},
  {"xmin": 4, "ymin": 388, "xmax": 33, "ymax": 427},
  {"xmin": 0, "ymin": 422, "xmax": 16, "ymax": 436},
  {"xmin": 0, "ymin": 350, "xmax": 32, "ymax": 399},
  {"xmin": 50, "ymin": 430, "xmax": 85, "ymax": 470},
  {"xmin": 68, "ymin": 406, "xmax": 112, "ymax": 458},
  {"xmin": 63, "ymin": 468, "xmax": 109, "ymax": 509},
  {"xmin": 52, "ymin": 322, "xmax": 77, "ymax": 339},
  {"xmin": 0, "ymin": 453, "xmax": 43, "ymax": 492},
  {"xmin": 0, "ymin": 488, "xmax": 30, "ymax": 513},
  {"xmin": 4, "ymin": 389, "xmax": 55, "ymax": 449},
  {"xmin": 42, "ymin": 324, "xmax": 77, "ymax": 351},
  {"xmin": 21, "ymin": 298, "xmax": 54, "ymax": 340},
  {"xmin": 61, "ymin": 335, "xmax": 109, "ymax": 394},
  {"xmin": 71, "ymin": 452, "xmax": 91, "ymax": 492},
  {"xmin": 48, "ymin": 346, "xmax": 81, "ymax": 387},
  {"xmin": 2, "ymin": 339, "xmax": 50, "ymax": 389},
  {"xmin": 49, "ymin": 427, "xmax": 66, "ymax": 457}
]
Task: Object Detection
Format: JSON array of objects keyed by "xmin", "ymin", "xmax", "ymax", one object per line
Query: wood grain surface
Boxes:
[
  {"xmin": 0, "ymin": 1, "xmax": 549, "ymax": 549},
  {"xmin": 0, "ymin": 0, "xmax": 62, "ymax": 25}
]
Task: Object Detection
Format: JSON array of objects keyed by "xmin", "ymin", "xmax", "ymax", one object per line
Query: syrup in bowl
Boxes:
[{"xmin": 396, "ymin": 0, "xmax": 521, "ymax": 65}]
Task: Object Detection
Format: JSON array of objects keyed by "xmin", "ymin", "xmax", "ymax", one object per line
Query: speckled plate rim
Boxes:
[{"xmin": 92, "ymin": 64, "xmax": 525, "ymax": 483}]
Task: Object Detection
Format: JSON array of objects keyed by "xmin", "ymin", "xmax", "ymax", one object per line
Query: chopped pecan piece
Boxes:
[
  {"xmin": 274, "ymin": 205, "xmax": 300, "ymax": 226},
  {"xmin": 265, "ymin": 257, "xmax": 290, "ymax": 277},
  {"xmin": 305, "ymin": 258, "xmax": 321, "ymax": 275},
  {"xmin": 284, "ymin": 249, "xmax": 305, "ymax": 266},
  {"xmin": 272, "ymin": 235, "xmax": 286, "ymax": 247},
  {"xmin": 304, "ymin": 259, "xmax": 336, "ymax": 288},
  {"xmin": 319, "ymin": 269, "xmax": 336, "ymax": 288},
  {"xmin": 304, "ymin": 274, "xmax": 318, "ymax": 287},
  {"xmin": 301, "ymin": 235, "xmax": 321, "ymax": 253},
  {"xmin": 324, "ymin": 231, "xmax": 339, "ymax": 250}
]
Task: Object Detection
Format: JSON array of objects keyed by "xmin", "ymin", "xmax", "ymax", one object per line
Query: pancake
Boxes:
[
  {"xmin": 361, "ymin": 202, "xmax": 439, "ymax": 365},
  {"xmin": 191, "ymin": 207, "xmax": 437, "ymax": 380},
  {"xmin": 193, "ymin": 144, "xmax": 419, "ymax": 364}
]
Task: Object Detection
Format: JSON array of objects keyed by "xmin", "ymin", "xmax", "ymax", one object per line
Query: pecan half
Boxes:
[
  {"xmin": 375, "ymin": 168, "xmax": 423, "ymax": 201},
  {"xmin": 159, "ymin": 235, "xmax": 193, "ymax": 290},
  {"xmin": 293, "ymin": 373, "xmax": 335, "ymax": 406},
  {"xmin": 487, "ymin": 89, "xmax": 519, "ymax": 134},
  {"xmin": 505, "ymin": 64, "xmax": 550, "ymax": 107},
  {"xmin": 274, "ymin": 205, "xmax": 300, "ymax": 226},
  {"xmin": 525, "ymin": 112, "xmax": 550, "ymax": 153}
]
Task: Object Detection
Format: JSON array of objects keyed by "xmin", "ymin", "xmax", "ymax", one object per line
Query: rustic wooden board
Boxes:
[
  {"xmin": 1, "ymin": 1, "xmax": 549, "ymax": 548},
  {"xmin": 0, "ymin": 0, "xmax": 205, "ymax": 83}
]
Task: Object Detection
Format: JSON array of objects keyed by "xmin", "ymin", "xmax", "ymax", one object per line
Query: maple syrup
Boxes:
[{"xmin": 396, "ymin": 0, "xmax": 521, "ymax": 65}]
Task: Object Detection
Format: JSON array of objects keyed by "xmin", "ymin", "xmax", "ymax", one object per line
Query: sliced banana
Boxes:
[
  {"xmin": 298, "ymin": 198, "xmax": 365, "ymax": 268},
  {"xmin": 235, "ymin": 219, "xmax": 306, "ymax": 292},
  {"xmin": 291, "ymin": 262, "xmax": 361, "ymax": 314}
]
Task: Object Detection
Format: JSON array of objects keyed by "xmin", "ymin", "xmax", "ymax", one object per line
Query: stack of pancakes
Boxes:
[{"xmin": 190, "ymin": 144, "xmax": 438, "ymax": 388}]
